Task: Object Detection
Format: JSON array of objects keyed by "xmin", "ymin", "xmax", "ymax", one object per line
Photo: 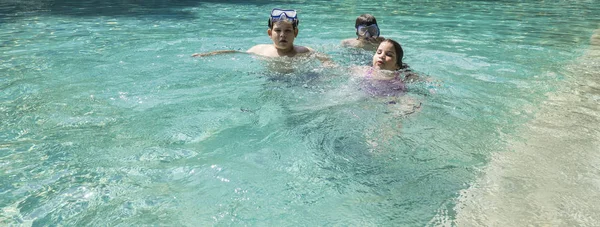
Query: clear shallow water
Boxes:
[
  {"xmin": 452, "ymin": 29, "xmax": 600, "ymax": 226},
  {"xmin": 1, "ymin": 0, "xmax": 599, "ymax": 226}
]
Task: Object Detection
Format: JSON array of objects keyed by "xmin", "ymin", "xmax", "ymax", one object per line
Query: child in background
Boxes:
[{"xmin": 341, "ymin": 14, "xmax": 386, "ymax": 51}]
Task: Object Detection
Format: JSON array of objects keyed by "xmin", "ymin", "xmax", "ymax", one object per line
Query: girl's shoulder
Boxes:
[
  {"xmin": 351, "ymin": 65, "xmax": 371, "ymax": 75},
  {"xmin": 398, "ymin": 64, "xmax": 421, "ymax": 82}
]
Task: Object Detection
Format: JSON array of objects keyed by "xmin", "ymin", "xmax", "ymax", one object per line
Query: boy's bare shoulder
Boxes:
[
  {"xmin": 294, "ymin": 45, "xmax": 312, "ymax": 53},
  {"xmin": 247, "ymin": 44, "xmax": 272, "ymax": 54},
  {"xmin": 341, "ymin": 38, "xmax": 358, "ymax": 47}
]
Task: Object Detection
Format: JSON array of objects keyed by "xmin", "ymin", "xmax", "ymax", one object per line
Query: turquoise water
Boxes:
[{"xmin": 2, "ymin": 1, "xmax": 599, "ymax": 226}]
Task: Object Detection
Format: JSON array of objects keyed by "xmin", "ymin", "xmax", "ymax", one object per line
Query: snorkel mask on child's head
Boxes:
[
  {"xmin": 268, "ymin": 8, "xmax": 299, "ymax": 28},
  {"xmin": 357, "ymin": 24, "xmax": 380, "ymax": 38}
]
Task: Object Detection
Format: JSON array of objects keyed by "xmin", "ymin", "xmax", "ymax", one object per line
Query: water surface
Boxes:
[{"xmin": 1, "ymin": 0, "xmax": 599, "ymax": 226}]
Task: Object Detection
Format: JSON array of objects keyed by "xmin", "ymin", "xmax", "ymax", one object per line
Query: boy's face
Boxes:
[{"xmin": 268, "ymin": 21, "xmax": 298, "ymax": 50}]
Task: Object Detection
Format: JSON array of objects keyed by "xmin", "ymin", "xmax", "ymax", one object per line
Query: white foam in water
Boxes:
[{"xmin": 446, "ymin": 29, "xmax": 600, "ymax": 227}]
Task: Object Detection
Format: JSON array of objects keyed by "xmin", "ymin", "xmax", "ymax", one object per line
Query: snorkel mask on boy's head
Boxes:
[
  {"xmin": 357, "ymin": 24, "xmax": 380, "ymax": 38},
  {"xmin": 268, "ymin": 8, "xmax": 299, "ymax": 28}
]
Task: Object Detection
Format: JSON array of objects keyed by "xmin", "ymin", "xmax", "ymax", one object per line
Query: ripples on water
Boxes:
[
  {"xmin": 452, "ymin": 29, "xmax": 600, "ymax": 226},
  {"xmin": 1, "ymin": 0, "xmax": 600, "ymax": 226}
]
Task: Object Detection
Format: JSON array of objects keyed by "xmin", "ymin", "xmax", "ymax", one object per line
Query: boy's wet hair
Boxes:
[
  {"xmin": 355, "ymin": 14, "xmax": 378, "ymax": 28},
  {"xmin": 383, "ymin": 39, "xmax": 404, "ymax": 69},
  {"xmin": 268, "ymin": 18, "xmax": 299, "ymax": 29}
]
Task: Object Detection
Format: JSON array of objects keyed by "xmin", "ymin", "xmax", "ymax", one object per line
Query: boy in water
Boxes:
[
  {"xmin": 341, "ymin": 14, "xmax": 386, "ymax": 51},
  {"xmin": 193, "ymin": 8, "xmax": 316, "ymax": 58}
]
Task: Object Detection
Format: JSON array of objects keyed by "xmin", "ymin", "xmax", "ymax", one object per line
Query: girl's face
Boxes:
[
  {"xmin": 372, "ymin": 41, "xmax": 399, "ymax": 71},
  {"xmin": 268, "ymin": 21, "xmax": 297, "ymax": 50}
]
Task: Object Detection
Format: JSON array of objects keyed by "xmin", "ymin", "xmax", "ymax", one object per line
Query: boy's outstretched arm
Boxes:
[
  {"xmin": 191, "ymin": 50, "xmax": 241, "ymax": 57},
  {"xmin": 313, "ymin": 51, "xmax": 337, "ymax": 68},
  {"xmin": 302, "ymin": 47, "xmax": 337, "ymax": 67}
]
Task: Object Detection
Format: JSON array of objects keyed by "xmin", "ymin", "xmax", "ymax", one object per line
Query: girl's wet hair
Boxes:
[
  {"xmin": 382, "ymin": 39, "xmax": 404, "ymax": 69},
  {"xmin": 355, "ymin": 14, "xmax": 377, "ymax": 28}
]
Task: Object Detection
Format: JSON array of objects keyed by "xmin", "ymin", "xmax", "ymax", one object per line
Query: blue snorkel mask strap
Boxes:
[{"xmin": 268, "ymin": 8, "xmax": 299, "ymax": 28}]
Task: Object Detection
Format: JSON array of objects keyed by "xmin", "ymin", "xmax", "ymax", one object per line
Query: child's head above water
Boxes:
[
  {"xmin": 268, "ymin": 8, "xmax": 299, "ymax": 29},
  {"xmin": 266, "ymin": 8, "xmax": 300, "ymax": 51},
  {"xmin": 355, "ymin": 14, "xmax": 380, "ymax": 38},
  {"xmin": 373, "ymin": 39, "xmax": 404, "ymax": 71}
]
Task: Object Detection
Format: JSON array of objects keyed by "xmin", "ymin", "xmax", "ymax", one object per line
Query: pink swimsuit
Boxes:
[{"xmin": 361, "ymin": 68, "xmax": 407, "ymax": 97}]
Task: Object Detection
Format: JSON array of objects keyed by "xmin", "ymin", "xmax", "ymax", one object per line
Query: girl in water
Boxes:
[
  {"xmin": 353, "ymin": 39, "xmax": 420, "ymax": 98},
  {"xmin": 354, "ymin": 39, "xmax": 423, "ymax": 150}
]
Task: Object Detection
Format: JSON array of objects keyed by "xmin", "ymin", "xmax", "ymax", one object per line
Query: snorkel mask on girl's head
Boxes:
[
  {"xmin": 357, "ymin": 24, "xmax": 380, "ymax": 38},
  {"xmin": 268, "ymin": 8, "xmax": 299, "ymax": 28}
]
